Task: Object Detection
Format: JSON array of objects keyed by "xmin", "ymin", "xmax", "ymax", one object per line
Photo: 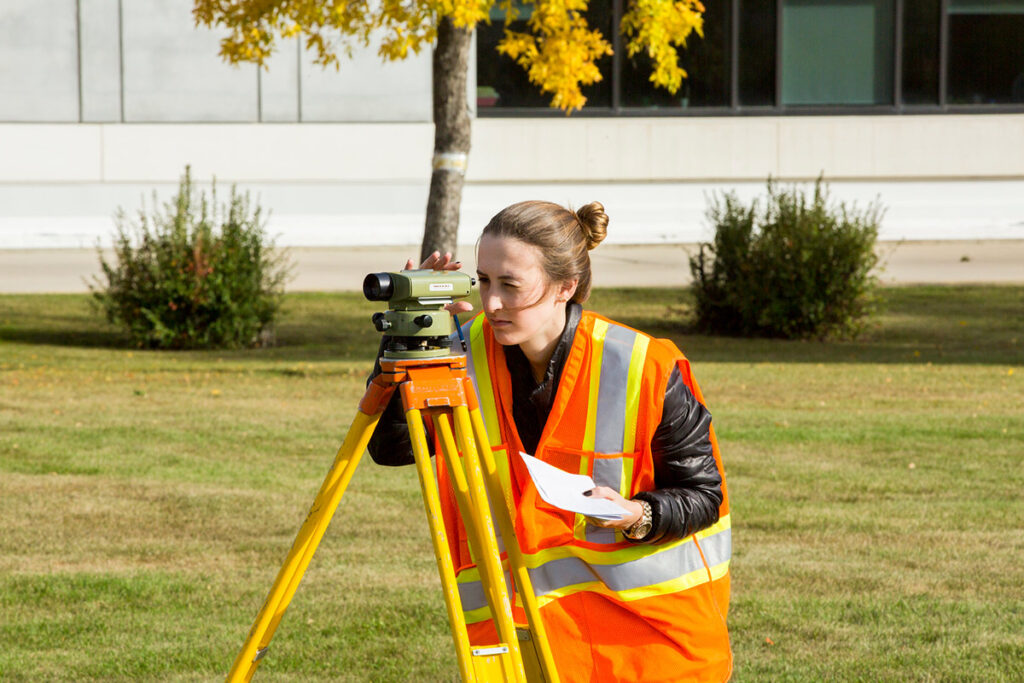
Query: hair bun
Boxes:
[{"xmin": 575, "ymin": 201, "xmax": 608, "ymax": 251}]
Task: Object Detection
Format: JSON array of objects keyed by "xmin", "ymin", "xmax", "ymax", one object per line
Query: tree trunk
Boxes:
[{"xmin": 421, "ymin": 17, "xmax": 473, "ymax": 262}]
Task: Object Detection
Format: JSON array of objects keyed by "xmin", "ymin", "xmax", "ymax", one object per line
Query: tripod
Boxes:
[{"xmin": 226, "ymin": 352, "xmax": 560, "ymax": 683}]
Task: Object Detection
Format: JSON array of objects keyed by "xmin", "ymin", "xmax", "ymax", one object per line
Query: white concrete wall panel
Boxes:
[
  {"xmin": 0, "ymin": 115, "xmax": 1021, "ymax": 247},
  {"xmin": 0, "ymin": 180, "xmax": 431, "ymax": 248},
  {"xmin": 79, "ymin": 0, "xmax": 121, "ymax": 122},
  {"xmin": 469, "ymin": 115, "xmax": 1024, "ymax": 182},
  {"xmin": 121, "ymin": 0, "xmax": 258, "ymax": 122},
  {"xmin": 299, "ymin": 44, "xmax": 432, "ymax": 122},
  {"xmin": 101, "ymin": 123, "xmax": 434, "ymax": 182},
  {"xmin": 0, "ymin": 0, "xmax": 79, "ymax": 122},
  {"xmin": 0, "ymin": 124, "xmax": 101, "ymax": 181},
  {"xmin": 259, "ymin": 40, "xmax": 300, "ymax": 123}
]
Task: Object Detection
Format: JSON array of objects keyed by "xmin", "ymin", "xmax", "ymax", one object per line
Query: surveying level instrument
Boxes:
[{"xmin": 226, "ymin": 269, "xmax": 560, "ymax": 683}]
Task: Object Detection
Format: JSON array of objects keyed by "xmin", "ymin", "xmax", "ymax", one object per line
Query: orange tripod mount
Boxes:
[{"xmin": 225, "ymin": 353, "xmax": 559, "ymax": 683}]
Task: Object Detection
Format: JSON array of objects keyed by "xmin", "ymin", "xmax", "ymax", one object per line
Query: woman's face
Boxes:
[{"xmin": 476, "ymin": 234, "xmax": 575, "ymax": 349}]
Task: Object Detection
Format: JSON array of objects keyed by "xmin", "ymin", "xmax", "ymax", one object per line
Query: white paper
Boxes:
[{"xmin": 519, "ymin": 452, "xmax": 629, "ymax": 520}]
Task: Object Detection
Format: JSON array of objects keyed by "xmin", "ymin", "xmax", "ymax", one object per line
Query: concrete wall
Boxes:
[
  {"xmin": 0, "ymin": 116, "xmax": 1022, "ymax": 248},
  {"xmin": 0, "ymin": 0, "xmax": 432, "ymax": 123}
]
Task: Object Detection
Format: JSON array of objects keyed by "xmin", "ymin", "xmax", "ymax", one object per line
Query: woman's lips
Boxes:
[{"xmin": 489, "ymin": 318, "xmax": 512, "ymax": 327}]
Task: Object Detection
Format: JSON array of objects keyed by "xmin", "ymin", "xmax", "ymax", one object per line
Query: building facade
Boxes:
[{"xmin": 1, "ymin": 0, "xmax": 1022, "ymax": 248}]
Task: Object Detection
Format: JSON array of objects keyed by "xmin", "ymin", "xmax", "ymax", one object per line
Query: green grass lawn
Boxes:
[{"xmin": 1, "ymin": 286, "xmax": 1022, "ymax": 682}]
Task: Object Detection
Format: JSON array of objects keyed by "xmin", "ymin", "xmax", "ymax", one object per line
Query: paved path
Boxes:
[{"xmin": 1, "ymin": 241, "xmax": 1022, "ymax": 294}]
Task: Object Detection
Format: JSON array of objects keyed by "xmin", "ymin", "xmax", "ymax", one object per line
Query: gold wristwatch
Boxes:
[{"xmin": 624, "ymin": 499, "xmax": 653, "ymax": 540}]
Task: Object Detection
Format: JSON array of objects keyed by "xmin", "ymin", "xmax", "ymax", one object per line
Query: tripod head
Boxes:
[{"xmin": 363, "ymin": 269, "xmax": 475, "ymax": 359}]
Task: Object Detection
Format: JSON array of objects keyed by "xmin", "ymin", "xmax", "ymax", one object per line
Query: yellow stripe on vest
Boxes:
[
  {"xmin": 469, "ymin": 316, "xmax": 500, "ymax": 444},
  {"xmin": 575, "ymin": 318, "xmax": 609, "ymax": 542},
  {"xmin": 622, "ymin": 334, "xmax": 650, "ymax": 454}
]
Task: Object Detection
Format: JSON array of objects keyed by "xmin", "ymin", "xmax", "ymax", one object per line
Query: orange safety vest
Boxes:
[{"xmin": 438, "ymin": 311, "xmax": 732, "ymax": 683}]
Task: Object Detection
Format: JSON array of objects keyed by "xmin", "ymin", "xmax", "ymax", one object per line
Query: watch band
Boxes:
[{"xmin": 624, "ymin": 499, "xmax": 653, "ymax": 540}]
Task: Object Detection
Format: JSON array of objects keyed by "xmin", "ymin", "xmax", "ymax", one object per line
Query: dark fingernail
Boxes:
[
  {"xmin": 582, "ymin": 490, "xmax": 592, "ymax": 497},
  {"xmin": 454, "ymin": 261, "xmax": 461, "ymax": 265}
]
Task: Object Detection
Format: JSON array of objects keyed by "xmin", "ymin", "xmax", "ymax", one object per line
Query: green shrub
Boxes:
[
  {"xmin": 91, "ymin": 167, "xmax": 289, "ymax": 349},
  {"xmin": 689, "ymin": 177, "xmax": 883, "ymax": 340}
]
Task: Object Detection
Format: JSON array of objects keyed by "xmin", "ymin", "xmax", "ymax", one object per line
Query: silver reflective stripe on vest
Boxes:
[
  {"xmin": 458, "ymin": 579, "xmax": 487, "ymax": 614},
  {"xmin": 586, "ymin": 456, "xmax": 624, "ymax": 544},
  {"xmin": 458, "ymin": 569, "xmax": 514, "ymax": 613},
  {"xmin": 586, "ymin": 323, "xmax": 637, "ymax": 543},
  {"xmin": 592, "ymin": 457, "xmax": 623, "ymax": 491},
  {"xmin": 593, "ymin": 324, "xmax": 637, "ymax": 454},
  {"xmin": 457, "ymin": 526, "xmax": 734, "ymax": 614},
  {"xmin": 697, "ymin": 522, "xmax": 732, "ymax": 568},
  {"xmin": 527, "ymin": 541, "xmax": 703, "ymax": 596}
]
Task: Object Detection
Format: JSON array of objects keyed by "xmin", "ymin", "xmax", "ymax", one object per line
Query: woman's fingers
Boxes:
[
  {"xmin": 445, "ymin": 301, "xmax": 474, "ymax": 315},
  {"xmin": 584, "ymin": 487, "xmax": 643, "ymax": 529},
  {"xmin": 586, "ymin": 486, "xmax": 619, "ymax": 501},
  {"xmin": 416, "ymin": 251, "xmax": 463, "ymax": 271},
  {"xmin": 404, "ymin": 251, "xmax": 467, "ymax": 272}
]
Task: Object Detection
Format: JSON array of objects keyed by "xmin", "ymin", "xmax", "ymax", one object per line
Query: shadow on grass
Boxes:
[{"xmin": 2, "ymin": 286, "xmax": 1022, "ymax": 366}]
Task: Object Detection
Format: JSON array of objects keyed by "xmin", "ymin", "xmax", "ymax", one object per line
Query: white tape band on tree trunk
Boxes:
[{"xmin": 432, "ymin": 152, "xmax": 468, "ymax": 175}]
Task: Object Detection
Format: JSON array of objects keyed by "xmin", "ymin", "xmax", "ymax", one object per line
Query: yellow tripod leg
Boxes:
[
  {"xmin": 464, "ymin": 405, "xmax": 560, "ymax": 683},
  {"xmin": 226, "ymin": 409, "xmax": 381, "ymax": 683},
  {"xmin": 405, "ymin": 408, "xmax": 477, "ymax": 683},
  {"xmin": 439, "ymin": 412, "xmax": 527, "ymax": 683}
]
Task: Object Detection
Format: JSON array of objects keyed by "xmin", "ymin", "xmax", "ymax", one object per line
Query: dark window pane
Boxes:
[
  {"xmin": 475, "ymin": 0, "xmax": 612, "ymax": 110},
  {"xmin": 620, "ymin": 0, "xmax": 730, "ymax": 108},
  {"xmin": 901, "ymin": 0, "xmax": 940, "ymax": 104},
  {"xmin": 781, "ymin": 0, "xmax": 894, "ymax": 105},
  {"xmin": 947, "ymin": 4, "xmax": 1024, "ymax": 104},
  {"xmin": 739, "ymin": 0, "xmax": 777, "ymax": 106}
]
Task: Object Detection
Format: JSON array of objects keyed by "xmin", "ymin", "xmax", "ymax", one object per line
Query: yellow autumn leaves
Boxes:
[
  {"xmin": 498, "ymin": 0, "xmax": 612, "ymax": 111},
  {"xmin": 621, "ymin": 0, "xmax": 704, "ymax": 97},
  {"xmin": 193, "ymin": 0, "xmax": 704, "ymax": 112},
  {"xmin": 499, "ymin": 0, "xmax": 703, "ymax": 111}
]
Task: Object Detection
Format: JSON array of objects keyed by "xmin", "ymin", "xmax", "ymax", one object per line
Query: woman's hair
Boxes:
[{"xmin": 480, "ymin": 200, "xmax": 608, "ymax": 304}]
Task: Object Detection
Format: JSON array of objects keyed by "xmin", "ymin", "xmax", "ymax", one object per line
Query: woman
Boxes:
[{"xmin": 369, "ymin": 201, "xmax": 732, "ymax": 682}]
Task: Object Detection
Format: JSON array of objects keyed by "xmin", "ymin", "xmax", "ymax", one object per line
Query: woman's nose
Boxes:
[{"xmin": 482, "ymin": 290, "xmax": 501, "ymax": 313}]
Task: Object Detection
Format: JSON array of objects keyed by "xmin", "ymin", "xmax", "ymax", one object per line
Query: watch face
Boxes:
[{"xmin": 635, "ymin": 522, "xmax": 652, "ymax": 538}]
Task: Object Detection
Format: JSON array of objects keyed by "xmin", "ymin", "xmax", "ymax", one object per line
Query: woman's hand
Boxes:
[
  {"xmin": 404, "ymin": 250, "xmax": 473, "ymax": 315},
  {"xmin": 404, "ymin": 250, "xmax": 461, "ymax": 272},
  {"xmin": 584, "ymin": 486, "xmax": 644, "ymax": 530}
]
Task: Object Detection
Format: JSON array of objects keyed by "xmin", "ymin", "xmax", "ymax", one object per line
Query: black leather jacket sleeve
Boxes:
[
  {"xmin": 367, "ymin": 382, "xmax": 416, "ymax": 466},
  {"xmin": 366, "ymin": 339, "xmax": 418, "ymax": 467},
  {"xmin": 632, "ymin": 365, "xmax": 723, "ymax": 544}
]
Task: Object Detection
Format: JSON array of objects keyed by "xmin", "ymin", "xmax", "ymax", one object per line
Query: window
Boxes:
[
  {"xmin": 901, "ymin": 0, "xmax": 941, "ymax": 105},
  {"xmin": 947, "ymin": 0, "xmax": 1024, "ymax": 104},
  {"xmin": 780, "ymin": 0, "xmax": 894, "ymax": 106},
  {"xmin": 477, "ymin": 0, "xmax": 1024, "ymax": 114},
  {"xmin": 739, "ymin": 0, "xmax": 777, "ymax": 106}
]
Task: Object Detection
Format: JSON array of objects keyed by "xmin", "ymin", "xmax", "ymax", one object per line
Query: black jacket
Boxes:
[{"xmin": 367, "ymin": 304, "xmax": 723, "ymax": 543}]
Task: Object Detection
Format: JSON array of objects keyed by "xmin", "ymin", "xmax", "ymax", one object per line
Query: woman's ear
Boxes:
[{"xmin": 557, "ymin": 278, "xmax": 579, "ymax": 303}]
